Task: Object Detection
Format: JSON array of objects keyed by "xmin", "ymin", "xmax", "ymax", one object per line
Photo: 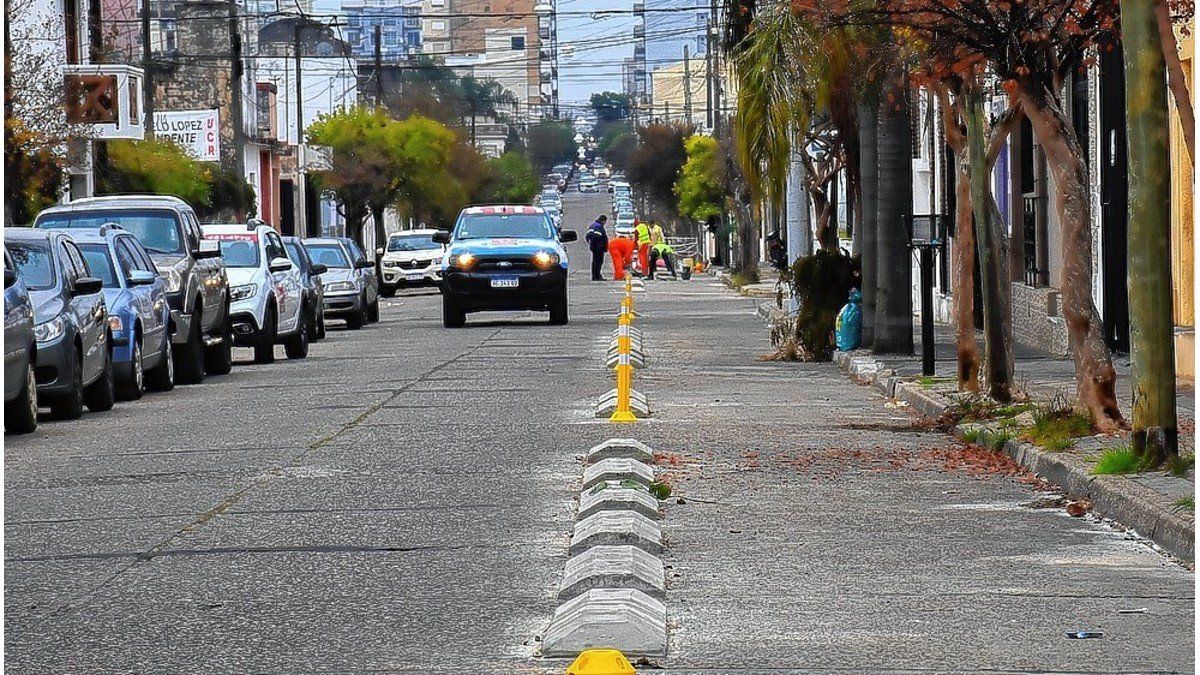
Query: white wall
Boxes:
[{"xmin": 257, "ymin": 57, "xmax": 358, "ymax": 145}]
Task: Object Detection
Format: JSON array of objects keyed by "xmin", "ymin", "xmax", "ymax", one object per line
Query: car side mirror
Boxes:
[
  {"xmin": 269, "ymin": 257, "xmax": 293, "ymax": 273},
  {"xmin": 72, "ymin": 275, "xmax": 103, "ymax": 295},
  {"xmin": 559, "ymin": 230, "xmax": 578, "ymax": 243},
  {"xmin": 4, "ymin": 267, "xmax": 15, "ymax": 289},
  {"xmin": 431, "ymin": 231, "xmax": 452, "ymax": 244},
  {"xmin": 310, "ymin": 263, "xmax": 328, "ymax": 275},
  {"xmin": 128, "ymin": 270, "xmax": 157, "ymax": 286},
  {"xmin": 375, "ymin": 247, "xmax": 384, "ymax": 256},
  {"xmin": 354, "ymin": 258, "xmax": 375, "ymax": 270},
  {"xmin": 197, "ymin": 239, "xmax": 221, "ymax": 259}
]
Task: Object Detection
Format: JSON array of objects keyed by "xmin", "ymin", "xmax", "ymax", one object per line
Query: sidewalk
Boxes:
[{"xmin": 624, "ymin": 276, "xmax": 1192, "ymax": 671}]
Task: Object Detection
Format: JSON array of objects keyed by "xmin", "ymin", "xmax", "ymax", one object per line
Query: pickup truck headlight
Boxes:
[
  {"xmin": 324, "ymin": 280, "xmax": 356, "ymax": 293},
  {"xmin": 449, "ymin": 252, "xmax": 477, "ymax": 270},
  {"xmin": 230, "ymin": 283, "xmax": 258, "ymax": 301},
  {"xmin": 34, "ymin": 316, "xmax": 66, "ymax": 343},
  {"xmin": 532, "ymin": 250, "xmax": 560, "ymax": 269}
]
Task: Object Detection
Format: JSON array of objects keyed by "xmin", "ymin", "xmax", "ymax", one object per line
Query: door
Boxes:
[
  {"xmin": 1100, "ymin": 45, "xmax": 1130, "ymax": 353},
  {"xmin": 60, "ymin": 240, "xmax": 105, "ymax": 380},
  {"xmin": 265, "ymin": 232, "xmax": 301, "ymax": 332},
  {"xmin": 280, "ymin": 180, "xmax": 296, "ymax": 236}
]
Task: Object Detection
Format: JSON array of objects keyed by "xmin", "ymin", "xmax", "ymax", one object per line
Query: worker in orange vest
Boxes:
[{"xmin": 608, "ymin": 231, "xmax": 636, "ymax": 281}]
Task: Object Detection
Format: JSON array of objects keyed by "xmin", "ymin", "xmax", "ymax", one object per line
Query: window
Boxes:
[
  {"xmin": 78, "ymin": 244, "xmax": 120, "ymax": 288},
  {"xmin": 430, "ymin": 20, "xmax": 445, "ymax": 30},
  {"xmin": 265, "ymin": 232, "xmax": 286, "ymax": 262},
  {"xmin": 5, "ymin": 243, "xmax": 56, "ymax": 290},
  {"xmin": 60, "ymin": 241, "xmax": 87, "ymax": 283},
  {"xmin": 114, "ymin": 238, "xmax": 141, "ymax": 276},
  {"xmin": 511, "ymin": 36, "xmax": 525, "ymax": 50}
]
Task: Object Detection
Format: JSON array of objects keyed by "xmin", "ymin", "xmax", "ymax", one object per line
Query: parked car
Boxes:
[
  {"xmin": 36, "ymin": 196, "xmax": 232, "ymax": 384},
  {"xmin": 283, "ymin": 236, "xmax": 328, "ymax": 341},
  {"xmin": 614, "ymin": 214, "xmax": 636, "ymax": 236},
  {"xmin": 579, "ymin": 178, "xmax": 599, "ymax": 193},
  {"xmin": 4, "ymin": 250, "xmax": 38, "ymax": 433},
  {"xmin": 379, "ymin": 229, "xmax": 445, "ymax": 295},
  {"xmin": 304, "ymin": 238, "xmax": 375, "ymax": 329},
  {"xmin": 4, "ymin": 229, "xmax": 113, "ymax": 419},
  {"xmin": 202, "ymin": 222, "xmax": 308, "ymax": 363},
  {"xmin": 72, "ymin": 226, "xmax": 174, "ymax": 399},
  {"xmin": 337, "ymin": 237, "xmax": 380, "ymax": 323},
  {"xmin": 434, "ymin": 205, "xmax": 577, "ymax": 327}
]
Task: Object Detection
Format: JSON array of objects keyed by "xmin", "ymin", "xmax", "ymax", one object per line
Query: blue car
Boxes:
[
  {"xmin": 4, "ymin": 250, "xmax": 38, "ymax": 433},
  {"xmin": 433, "ymin": 205, "xmax": 578, "ymax": 327},
  {"xmin": 72, "ymin": 226, "xmax": 174, "ymax": 399}
]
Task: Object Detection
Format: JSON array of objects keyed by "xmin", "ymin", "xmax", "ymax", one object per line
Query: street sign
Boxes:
[{"xmin": 154, "ymin": 109, "xmax": 220, "ymax": 161}]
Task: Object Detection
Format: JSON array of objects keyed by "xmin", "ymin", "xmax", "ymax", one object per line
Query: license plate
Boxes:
[
  {"xmin": 406, "ymin": 272, "xmax": 425, "ymax": 280},
  {"xmin": 490, "ymin": 277, "xmax": 519, "ymax": 288}
]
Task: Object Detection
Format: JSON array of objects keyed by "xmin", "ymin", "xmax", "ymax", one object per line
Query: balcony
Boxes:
[{"xmin": 63, "ymin": 64, "xmax": 145, "ymax": 140}]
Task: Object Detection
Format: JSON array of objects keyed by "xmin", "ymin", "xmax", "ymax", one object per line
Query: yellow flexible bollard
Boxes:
[
  {"xmin": 615, "ymin": 322, "xmax": 632, "ymax": 353},
  {"xmin": 618, "ymin": 300, "xmax": 633, "ymax": 326},
  {"xmin": 567, "ymin": 649, "xmax": 635, "ymax": 675}
]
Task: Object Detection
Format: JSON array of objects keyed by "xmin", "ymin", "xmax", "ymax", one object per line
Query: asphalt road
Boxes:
[{"xmin": 5, "ymin": 188, "xmax": 1194, "ymax": 673}]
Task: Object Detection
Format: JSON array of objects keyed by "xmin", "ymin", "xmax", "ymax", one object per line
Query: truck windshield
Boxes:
[
  {"xmin": 456, "ymin": 215, "xmax": 552, "ymax": 240},
  {"xmin": 37, "ymin": 210, "xmax": 184, "ymax": 256}
]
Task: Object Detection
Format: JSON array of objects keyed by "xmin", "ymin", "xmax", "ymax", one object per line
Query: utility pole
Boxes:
[
  {"xmin": 141, "ymin": 0, "xmax": 154, "ymax": 136},
  {"xmin": 294, "ymin": 21, "xmax": 308, "ymax": 236},
  {"xmin": 705, "ymin": 16, "xmax": 713, "ymax": 129},
  {"xmin": 683, "ymin": 44, "xmax": 692, "ymax": 126},
  {"xmin": 710, "ymin": 0, "xmax": 721, "ymax": 134},
  {"xmin": 374, "ymin": 25, "xmax": 382, "ymax": 109},
  {"xmin": 229, "ymin": 2, "xmax": 245, "ymax": 180}
]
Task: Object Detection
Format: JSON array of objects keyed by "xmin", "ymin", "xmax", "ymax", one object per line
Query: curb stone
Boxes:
[
  {"xmin": 587, "ymin": 438, "xmax": 655, "ymax": 464},
  {"xmin": 578, "ymin": 485, "xmax": 661, "ymax": 521},
  {"xmin": 595, "ymin": 389, "xmax": 651, "ymax": 417},
  {"xmin": 542, "ymin": 589, "xmax": 667, "ymax": 657},
  {"xmin": 570, "ymin": 510, "xmax": 663, "ymax": 555},
  {"xmin": 582, "ymin": 457, "xmax": 656, "ymax": 490},
  {"xmin": 557, "ymin": 545, "xmax": 667, "ymax": 601}
]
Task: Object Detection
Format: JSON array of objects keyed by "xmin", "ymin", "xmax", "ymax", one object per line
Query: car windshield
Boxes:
[
  {"xmin": 78, "ymin": 244, "xmax": 121, "ymax": 288},
  {"xmin": 456, "ymin": 214, "xmax": 553, "ymax": 240},
  {"xmin": 388, "ymin": 234, "xmax": 438, "ymax": 252},
  {"xmin": 306, "ymin": 244, "xmax": 350, "ymax": 268},
  {"xmin": 5, "ymin": 243, "xmax": 56, "ymax": 290},
  {"xmin": 37, "ymin": 209, "xmax": 184, "ymax": 255},
  {"xmin": 212, "ymin": 238, "xmax": 261, "ymax": 268}
]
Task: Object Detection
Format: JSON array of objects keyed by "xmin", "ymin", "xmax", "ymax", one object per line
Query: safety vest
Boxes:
[
  {"xmin": 650, "ymin": 224, "xmax": 664, "ymax": 245},
  {"xmin": 635, "ymin": 223, "xmax": 651, "ymax": 244}
]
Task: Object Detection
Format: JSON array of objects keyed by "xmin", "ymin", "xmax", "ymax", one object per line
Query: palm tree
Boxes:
[{"xmin": 871, "ymin": 57, "xmax": 913, "ymax": 354}]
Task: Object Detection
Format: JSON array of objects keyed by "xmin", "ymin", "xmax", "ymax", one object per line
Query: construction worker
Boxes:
[
  {"xmin": 649, "ymin": 220, "xmax": 665, "ymax": 247},
  {"xmin": 634, "ymin": 219, "xmax": 652, "ymax": 276},
  {"xmin": 586, "ymin": 215, "xmax": 609, "ymax": 281},
  {"xmin": 647, "ymin": 240, "xmax": 678, "ymax": 280},
  {"xmin": 607, "ymin": 231, "xmax": 636, "ymax": 281}
]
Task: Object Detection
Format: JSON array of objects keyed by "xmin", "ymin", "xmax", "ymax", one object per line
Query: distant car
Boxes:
[
  {"xmin": 202, "ymin": 222, "xmax": 309, "ymax": 363},
  {"xmin": 4, "ymin": 228, "xmax": 113, "ymax": 419},
  {"xmin": 379, "ymin": 229, "xmax": 445, "ymax": 295},
  {"xmin": 283, "ymin": 236, "xmax": 328, "ymax": 341},
  {"xmin": 72, "ymin": 226, "xmax": 174, "ymax": 399},
  {"xmin": 579, "ymin": 178, "xmax": 599, "ymax": 193},
  {"xmin": 337, "ymin": 237, "xmax": 380, "ymax": 323},
  {"xmin": 305, "ymin": 238, "xmax": 375, "ymax": 329},
  {"xmin": 435, "ymin": 205, "xmax": 578, "ymax": 327},
  {"xmin": 35, "ymin": 196, "xmax": 232, "ymax": 384},
  {"xmin": 4, "ymin": 250, "xmax": 37, "ymax": 433},
  {"xmin": 615, "ymin": 215, "xmax": 636, "ymax": 236},
  {"xmin": 595, "ymin": 167, "xmax": 611, "ymax": 179}
]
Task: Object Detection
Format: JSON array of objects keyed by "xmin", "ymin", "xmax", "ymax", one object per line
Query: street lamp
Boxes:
[{"xmin": 905, "ymin": 214, "xmax": 948, "ymax": 377}]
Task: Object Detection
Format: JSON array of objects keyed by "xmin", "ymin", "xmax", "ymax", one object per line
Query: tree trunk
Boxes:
[
  {"xmin": 952, "ymin": 156, "xmax": 980, "ymax": 392},
  {"xmin": 785, "ymin": 150, "xmax": 811, "ymax": 262},
  {"xmin": 1018, "ymin": 88, "xmax": 1123, "ymax": 430},
  {"xmin": 965, "ymin": 90, "xmax": 1014, "ymax": 402},
  {"xmin": 873, "ymin": 86, "xmax": 914, "ymax": 354},
  {"xmin": 811, "ymin": 188, "xmax": 832, "ymax": 249},
  {"xmin": 1123, "ymin": 0, "xmax": 1179, "ymax": 464},
  {"xmin": 1152, "ymin": 0, "xmax": 1194, "ymax": 161},
  {"xmin": 858, "ymin": 102, "xmax": 879, "ymax": 345},
  {"xmin": 371, "ymin": 205, "xmax": 387, "ymax": 258}
]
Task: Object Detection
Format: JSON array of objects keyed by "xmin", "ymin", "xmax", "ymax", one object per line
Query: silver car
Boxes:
[{"xmin": 304, "ymin": 238, "xmax": 375, "ymax": 330}]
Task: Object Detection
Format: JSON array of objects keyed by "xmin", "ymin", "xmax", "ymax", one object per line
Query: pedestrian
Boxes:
[
  {"xmin": 649, "ymin": 220, "xmax": 665, "ymax": 247},
  {"xmin": 607, "ymin": 231, "xmax": 635, "ymax": 281},
  {"xmin": 648, "ymin": 240, "xmax": 678, "ymax": 280},
  {"xmin": 634, "ymin": 219, "xmax": 652, "ymax": 276},
  {"xmin": 586, "ymin": 215, "xmax": 609, "ymax": 281}
]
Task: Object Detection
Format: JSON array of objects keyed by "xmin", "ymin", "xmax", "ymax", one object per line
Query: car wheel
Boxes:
[
  {"xmin": 254, "ymin": 305, "xmax": 277, "ymax": 364},
  {"xmin": 442, "ymin": 295, "xmax": 466, "ymax": 328},
  {"xmin": 367, "ymin": 299, "xmax": 380, "ymax": 323},
  {"xmin": 285, "ymin": 306, "xmax": 310, "ymax": 359},
  {"xmin": 204, "ymin": 306, "xmax": 234, "ymax": 375},
  {"xmin": 146, "ymin": 334, "xmax": 174, "ymax": 392},
  {"xmin": 549, "ymin": 290, "xmax": 569, "ymax": 325},
  {"xmin": 50, "ymin": 348, "xmax": 85, "ymax": 420},
  {"xmin": 116, "ymin": 337, "xmax": 144, "ymax": 401},
  {"xmin": 174, "ymin": 309, "xmax": 206, "ymax": 385},
  {"xmin": 5, "ymin": 359, "xmax": 38, "ymax": 434},
  {"xmin": 83, "ymin": 344, "xmax": 115, "ymax": 413}
]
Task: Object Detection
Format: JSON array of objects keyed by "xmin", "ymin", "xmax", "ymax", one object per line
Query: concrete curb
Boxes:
[
  {"xmin": 578, "ymin": 485, "xmax": 661, "ymax": 521},
  {"xmin": 595, "ymin": 388, "xmax": 650, "ymax": 418},
  {"xmin": 558, "ymin": 545, "xmax": 666, "ymax": 602},
  {"xmin": 542, "ymin": 589, "xmax": 667, "ymax": 657},
  {"xmin": 570, "ymin": 511, "xmax": 663, "ymax": 555},
  {"xmin": 582, "ymin": 457, "xmax": 656, "ymax": 490},
  {"xmin": 830, "ymin": 350, "xmax": 1196, "ymax": 564},
  {"xmin": 587, "ymin": 439, "xmax": 655, "ymax": 464}
]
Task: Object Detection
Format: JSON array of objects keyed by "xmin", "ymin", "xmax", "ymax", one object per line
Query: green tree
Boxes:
[
  {"xmin": 481, "ymin": 151, "xmax": 538, "ymax": 204},
  {"xmin": 4, "ymin": 116, "xmax": 63, "ymax": 224},
  {"xmin": 674, "ymin": 135, "xmax": 725, "ymax": 224},
  {"xmin": 627, "ymin": 123, "xmax": 692, "ymax": 217},
  {"xmin": 307, "ymin": 106, "xmax": 397, "ymax": 244},
  {"xmin": 96, "ymin": 138, "xmax": 212, "ymax": 210},
  {"xmin": 600, "ymin": 129, "xmax": 636, "ymax": 173},
  {"xmin": 198, "ymin": 164, "xmax": 257, "ymax": 222},
  {"xmin": 590, "ymin": 91, "xmax": 632, "ymax": 123},
  {"xmin": 525, "ymin": 120, "xmax": 577, "ymax": 174}
]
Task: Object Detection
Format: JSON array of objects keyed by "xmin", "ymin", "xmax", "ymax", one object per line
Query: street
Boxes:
[{"xmin": 5, "ymin": 190, "xmax": 1194, "ymax": 673}]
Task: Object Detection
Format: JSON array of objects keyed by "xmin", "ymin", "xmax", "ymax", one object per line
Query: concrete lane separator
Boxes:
[{"xmin": 540, "ymin": 439, "xmax": 669, "ymax": 660}]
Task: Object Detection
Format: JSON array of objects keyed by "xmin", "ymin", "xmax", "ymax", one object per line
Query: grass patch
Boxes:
[
  {"xmin": 728, "ymin": 270, "xmax": 760, "ymax": 288},
  {"xmin": 1093, "ymin": 446, "xmax": 1145, "ymax": 475},
  {"xmin": 1022, "ymin": 407, "xmax": 1092, "ymax": 451},
  {"xmin": 1170, "ymin": 453, "xmax": 1195, "ymax": 478},
  {"xmin": 988, "ymin": 429, "xmax": 1015, "ymax": 451},
  {"xmin": 1174, "ymin": 496, "xmax": 1195, "ymax": 512}
]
